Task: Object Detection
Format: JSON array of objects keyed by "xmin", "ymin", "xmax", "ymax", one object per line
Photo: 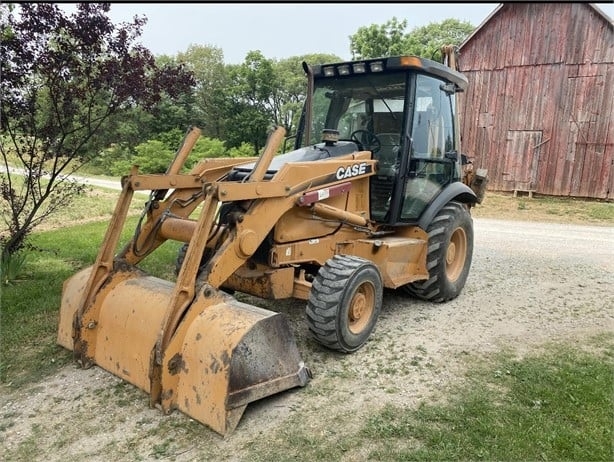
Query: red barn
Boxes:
[{"xmin": 458, "ymin": 3, "xmax": 613, "ymax": 199}]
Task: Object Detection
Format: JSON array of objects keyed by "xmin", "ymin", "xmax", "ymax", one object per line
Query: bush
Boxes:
[
  {"xmin": 106, "ymin": 131, "xmax": 257, "ymax": 176},
  {"xmin": 87, "ymin": 143, "xmax": 134, "ymax": 175},
  {"xmin": 228, "ymin": 142, "xmax": 257, "ymax": 158},
  {"xmin": 189, "ymin": 137, "xmax": 228, "ymax": 165},
  {"xmin": 111, "ymin": 140, "xmax": 174, "ymax": 175},
  {"xmin": 1, "ymin": 249, "xmax": 28, "ymax": 286}
]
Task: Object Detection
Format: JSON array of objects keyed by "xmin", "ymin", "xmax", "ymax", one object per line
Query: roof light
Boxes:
[
  {"xmin": 337, "ymin": 65, "xmax": 350, "ymax": 76},
  {"xmin": 369, "ymin": 61, "xmax": 384, "ymax": 72},
  {"xmin": 399, "ymin": 56, "xmax": 422, "ymax": 68},
  {"xmin": 323, "ymin": 66, "xmax": 335, "ymax": 77},
  {"xmin": 352, "ymin": 62, "xmax": 366, "ymax": 73}
]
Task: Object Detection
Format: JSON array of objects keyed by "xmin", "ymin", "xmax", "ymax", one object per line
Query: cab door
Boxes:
[{"xmin": 399, "ymin": 73, "xmax": 459, "ymax": 221}]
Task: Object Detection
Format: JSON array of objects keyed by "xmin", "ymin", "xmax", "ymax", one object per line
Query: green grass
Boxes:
[
  {"xmin": 239, "ymin": 336, "xmax": 614, "ymax": 461},
  {"xmin": 472, "ymin": 192, "xmax": 614, "ymax": 225},
  {"xmin": 362, "ymin": 337, "xmax": 614, "ymax": 461},
  {"xmin": 0, "ymin": 225, "xmax": 102, "ymax": 385},
  {"xmin": 0, "ymin": 217, "xmax": 181, "ymax": 387},
  {"xmin": 588, "ymin": 203, "xmax": 614, "ymax": 220},
  {"xmin": 1, "ymin": 251, "xmax": 28, "ymax": 286}
]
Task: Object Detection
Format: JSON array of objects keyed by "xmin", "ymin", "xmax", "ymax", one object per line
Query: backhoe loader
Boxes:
[{"xmin": 58, "ymin": 47, "xmax": 488, "ymax": 436}]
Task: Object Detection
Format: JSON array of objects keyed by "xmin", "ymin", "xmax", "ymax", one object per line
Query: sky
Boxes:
[
  {"xmin": 101, "ymin": 3, "xmax": 501, "ymax": 63},
  {"xmin": 59, "ymin": 3, "xmax": 614, "ymax": 65}
]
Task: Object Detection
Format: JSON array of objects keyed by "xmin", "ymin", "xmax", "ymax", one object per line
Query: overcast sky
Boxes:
[
  {"xmin": 58, "ymin": 3, "xmax": 614, "ymax": 64},
  {"xmin": 102, "ymin": 3, "xmax": 501, "ymax": 63}
]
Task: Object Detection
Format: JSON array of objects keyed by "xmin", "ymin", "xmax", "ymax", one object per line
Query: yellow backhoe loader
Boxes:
[{"xmin": 58, "ymin": 47, "xmax": 488, "ymax": 436}]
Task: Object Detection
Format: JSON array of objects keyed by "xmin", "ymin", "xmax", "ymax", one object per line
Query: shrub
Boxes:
[{"xmin": 1, "ymin": 249, "xmax": 28, "ymax": 286}]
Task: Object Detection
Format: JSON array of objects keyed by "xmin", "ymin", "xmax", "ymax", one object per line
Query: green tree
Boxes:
[
  {"xmin": 275, "ymin": 53, "xmax": 342, "ymax": 137},
  {"xmin": 175, "ymin": 44, "xmax": 227, "ymax": 139},
  {"xmin": 349, "ymin": 17, "xmax": 474, "ymax": 61},
  {"xmin": 224, "ymin": 51, "xmax": 344, "ymax": 153},
  {"xmin": 110, "ymin": 139, "xmax": 174, "ymax": 175},
  {"xmin": 224, "ymin": 51, "xmax": 277, "ymax": 154},
  {"xmin": 404, "ymin": 18, "xmax": 475, "ymax": 61},
  {"xmin": 87, "ymin": 53, "xmax": 201, "ymax": 176},
  {"xmin": 0, "ymin": 3, "xmax": 194, "ymax": 259},
  {"xmin": 110, "ymin": 134, "xmax": 254, "ymax": 175},
  {"xmin": 350, "ymin": 17, "xmax": 409, "ymax": 60}
]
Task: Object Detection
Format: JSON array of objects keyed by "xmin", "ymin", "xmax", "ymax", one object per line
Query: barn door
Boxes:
[
  {"xmin": 503, "ymin": 130, "xmax": 542, "ymax": 192},
  {"xmin": 565, "ymin": 75, "xmax": 611, "ymax": 198}
]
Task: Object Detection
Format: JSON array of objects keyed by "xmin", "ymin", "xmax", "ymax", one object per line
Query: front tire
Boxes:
[
  {"xmin": 306, "ymin": 255, "xmax": 383, "ymax": 353},
  {"xmin": 406, "ymin": 201, "xmax": 473, "ymax": 302}
]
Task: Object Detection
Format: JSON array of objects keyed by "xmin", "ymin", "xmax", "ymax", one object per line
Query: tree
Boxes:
[
  {"xmin": 108, "ymin": 132, "xmax": 254, "ymax": 176},
  {"xmin": 223, "ymin": 52, "xmax": 344, "ymax": 153},
  {"xmin": 223, "ymin": 51, "xmax": 277, "ymax": 154},
  {"xmin": 349, "ymin": 17, "xmax": 474, "ymax": 61},
  {"xmin": 86, "ymin": 53, "xmax": 202, "ymax": 175},
  {"xmin": 404, "ymin": 19, "xmax": 474, "ymax": 61},
  {"xmin": 0, "ymin": 3, "xmax": 194, "ymax": 260},
  {"xmin": 350, "ymin": 17, "xmax": 409, "ymax": 60},
  {"xmin": 175, "ymin": 45, "xmax": 227, "ymax": 140},
  {"xmin": 275, "ymin": 53, "xmax": 342, "ymax": 136}
]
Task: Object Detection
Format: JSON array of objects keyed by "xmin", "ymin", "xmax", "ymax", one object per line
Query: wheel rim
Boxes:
[
  {"xmin": 348, "ymin": 282, "xmax": 375, "ymax": 334},
  {"xmin": 446, "ymin": 227, "xmax": 467, "ymax": 282}
]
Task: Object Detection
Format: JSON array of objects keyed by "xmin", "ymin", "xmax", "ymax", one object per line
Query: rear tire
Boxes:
[
  {"xmin": 405, "ymin": 201, "xmax": 473, "ymax": 302},
  {"xmin": 306, "ymin": 255, "xmax": 383, "ymax": 353}
]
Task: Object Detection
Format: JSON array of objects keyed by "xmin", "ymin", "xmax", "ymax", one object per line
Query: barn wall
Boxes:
[{"xmin": 459, "ymin": 3, "xmax": 613, "ymax": 199}]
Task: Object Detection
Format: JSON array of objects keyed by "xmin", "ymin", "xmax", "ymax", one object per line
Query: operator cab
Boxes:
[{"xmin": 296, "ymin": 56, "xmax": 468, "ymax": 225}]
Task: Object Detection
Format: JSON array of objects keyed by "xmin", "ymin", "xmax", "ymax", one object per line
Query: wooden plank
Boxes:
[
  {"xmin": 553, "ymin": 4, "xmax": 570, "ymax": 64},
  {"xmin": 494, "ymin": 6, "xmax": 506, "ymax": 70},
  {"xmin": 602, "ymin": 66, "xmax": 614, "ymax": 199},
  {"xmin": 537, "ymin": 65, "xmax": 563, "ymax": 194},
  {"xmin": 594, "ymin": 65, "xmax": 612, "ymax": 143},
  {"xmin": 528, "ymin": 4, "xmax": 541, "ymax": 65},
  {"xmin": 504, "ymin": 5, "xmax": 518, "ymax": 68},
  {"xmin": 607, "ymin": 142, "xmax": 614, "ymax": 200},
  {"xmin": 539, "ymin": 4, "xmax": 551, "ymax": 64}
]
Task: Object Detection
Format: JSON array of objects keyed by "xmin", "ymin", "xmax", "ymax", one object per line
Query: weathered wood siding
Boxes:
[{"xmin": 459, "ymin": 3, "xmax": 613, "ymax": 199}]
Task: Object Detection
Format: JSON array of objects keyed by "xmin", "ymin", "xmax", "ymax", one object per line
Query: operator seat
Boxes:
[{"xmin": 370, "ymin": 133, "xmax": 400, "ymax": 221}]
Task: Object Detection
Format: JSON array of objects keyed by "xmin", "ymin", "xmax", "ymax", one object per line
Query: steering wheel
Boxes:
[{"xmin": 349, "ymin": 129, "xmax": 381, "ymax": 154}]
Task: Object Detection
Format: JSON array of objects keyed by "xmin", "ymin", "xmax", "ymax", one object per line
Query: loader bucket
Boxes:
[{"xmin": 58, "ymin": 265, "xmax": 310, "ymax": 436}]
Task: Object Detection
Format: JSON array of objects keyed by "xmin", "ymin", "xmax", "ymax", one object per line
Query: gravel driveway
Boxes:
[{"xmin": 2, "ymin": 217, "xmax": 613, "ymax": 461}]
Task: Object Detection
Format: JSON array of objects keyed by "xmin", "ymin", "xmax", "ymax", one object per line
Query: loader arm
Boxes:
[
  {"xmin": 148, "ymin": 126, "xmax": 288, "ymax": 404},
  {"xmin": 118, "ymin": 126, "xmax": 285, "ymax": 266},
  {"xmin": 119, "ymin": 157, "xmax": 257, "ymax": 265},
  {"xmin": 203, "ymin": 152, "xmax": 377, "ymax": 288},
  {"xmin": 71, "ymin": 171, "xmax": 136, "ymax": 367}
]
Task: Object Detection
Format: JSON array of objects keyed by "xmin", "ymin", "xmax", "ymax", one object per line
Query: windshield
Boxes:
[{"xmin": 306, "ymin": 72, "xmax": 407, "ymax": 146}]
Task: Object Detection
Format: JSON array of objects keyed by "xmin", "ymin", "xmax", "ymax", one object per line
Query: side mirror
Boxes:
[
  {"xmin": 282, "ymin": 134, "xmax": 297, "ymax": 153},
  {"xmin": 444, "ymin": 150, "xmax": 459, "ymax": 161},
  {"xmin": 440, "ymin": 82, "xmax": 457, "ymax": 95}
]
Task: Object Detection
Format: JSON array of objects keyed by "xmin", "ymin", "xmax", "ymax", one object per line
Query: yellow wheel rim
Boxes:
[
  {"xmin": 348, "ymin": 282, "xmax": 375, "ymax": 334},
  {"xmin": 446, "ymin": 227, "xmax": 467, "ymax": 282}
]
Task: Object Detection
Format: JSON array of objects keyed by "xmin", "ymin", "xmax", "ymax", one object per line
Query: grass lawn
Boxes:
[
  {"xmin": 240, "ymin": 335, "xmax": 613, "ymax": 461},
  {"xmin": 0, "ymin": 217, "xmax": 182, "ymax": 387},
  {"xmin": 361, "ymin": 337, "xmax": 613, "ymax": 461}
]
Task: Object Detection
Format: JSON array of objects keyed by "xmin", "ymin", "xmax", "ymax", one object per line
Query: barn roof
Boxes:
[{"xmin": 460, "ymin": 2, "xmax": 613, "ymax": 49}]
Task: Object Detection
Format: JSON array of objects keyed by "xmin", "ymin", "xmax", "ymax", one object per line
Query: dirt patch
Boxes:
[
  {"xmin": 35, "ymin": 188, "xmax": 147, "ymax": 232},
  {"xmin": 2, "ymin": 218, "xmax": 613, "ymax": 461}
]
